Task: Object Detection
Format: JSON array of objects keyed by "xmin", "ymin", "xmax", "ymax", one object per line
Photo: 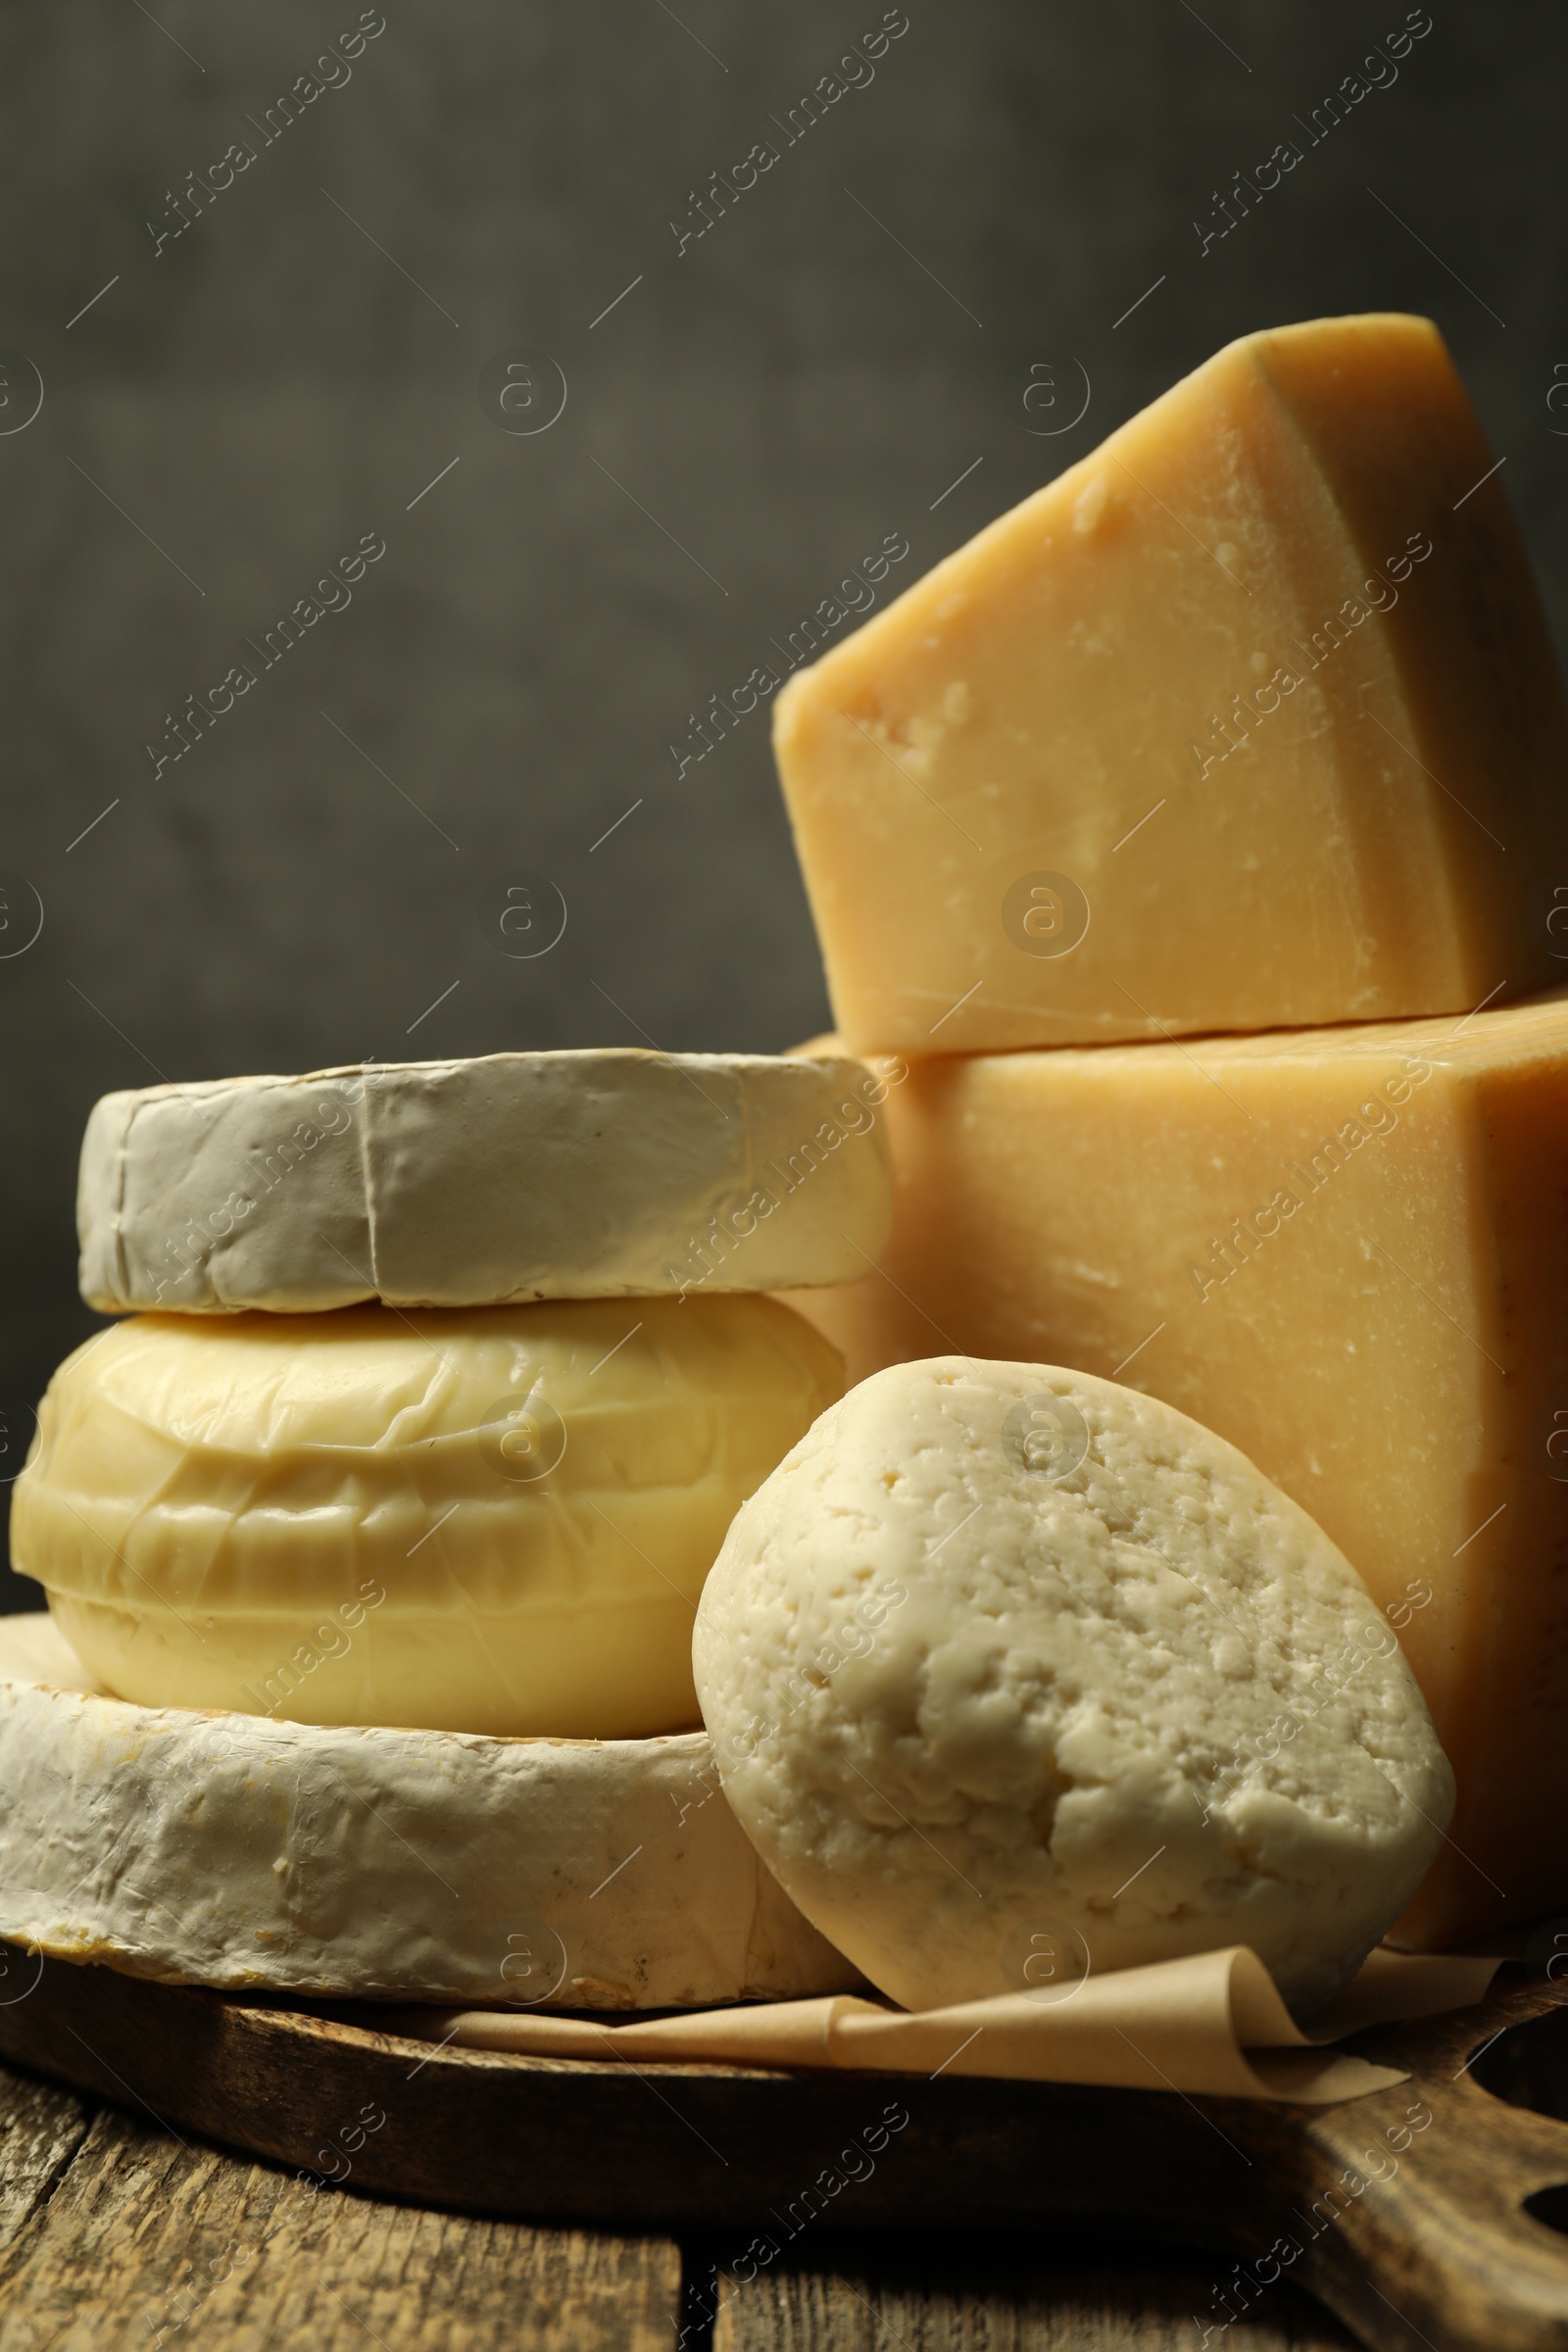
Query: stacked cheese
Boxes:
[
  {"xmin": 771, "ymin": 315, "xmax": 1568, "ymax": 1950},
  {"xmin": 3, "ymin": 1048, "xmax": 895, "ymax": 2003}
]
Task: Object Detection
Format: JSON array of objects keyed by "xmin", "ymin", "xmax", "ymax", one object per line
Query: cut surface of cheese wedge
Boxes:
[
  {"xmin": 773, "ymin": 314, "xmax": 1568, "ymax": 1053},
  {"xmin": 13, "ymin": 1295, "xmax": 843, "ymax": 1737},
  {"xmin": 0, "ymin": 1613, "xmax": 860, "ymax": 2006},
  {"xmin": 693, "ymin": 1359, "xmax": 1450, "ymax": 2018},
  {"xmin": 784, "ymin": 996, "xmax": 1568, "ymax": 1949},
  {"xmin": 78, "ymin": 1048, "xmax": 895, "ymax": 1313}
]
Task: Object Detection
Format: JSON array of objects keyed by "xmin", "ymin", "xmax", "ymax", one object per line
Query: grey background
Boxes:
[{"xmin": 2, "ymin": 0, "xmax": 1563, "ymax": 1604}]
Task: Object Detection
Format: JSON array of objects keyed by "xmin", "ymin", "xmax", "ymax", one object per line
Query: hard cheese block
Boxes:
[
  {"xmin": 78, "ymin": 1048, "xmax": 893, "ymax": 1312},
  {"xmin": 0, "ymin": 1613, "xmax": 859, "ymax": 2007},
  {"xmin": 774, "ymin": 313, "xmax": 1568, "ymax": 1053},
  {"xmin": 786, "ymin": 996, "xmax": 1568, "ymax": 1947},
  {"xmin": 12, "ymin": 1295, "xmax": 842, "ymax": 1739}
]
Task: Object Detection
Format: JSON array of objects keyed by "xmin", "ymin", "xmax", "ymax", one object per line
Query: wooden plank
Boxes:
[
  {"xmin": 4, "ymin": 1955, "xmax": 1568, "ymax": 2348},
  {"xmin": 711, "ymin": 2238, "xmax": 1361, "ymax": 2349},
  {"xmin": 0, "ymin": 2057, "xmax": 93, "ymax": 2256},
  {"xmin": 0, "ymin": 2103, "xmax": 681, "ymax": 2352}
]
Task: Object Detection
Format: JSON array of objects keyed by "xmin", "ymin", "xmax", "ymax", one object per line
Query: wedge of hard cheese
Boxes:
[
  {"xmin": 78, "ymin": 1049, "xmax": 894, "ymax": 1313},
  {"xmin": 0, "ymin": 1614, "xmax": 859, "ymax": 2006},
  {"xmin": 774, "ymin": 314, "xmax": 1568, "ymax": 1052},
  {"xmin": 785, "ymin": 995, "xmax": 1568, "ymax": 1948}
]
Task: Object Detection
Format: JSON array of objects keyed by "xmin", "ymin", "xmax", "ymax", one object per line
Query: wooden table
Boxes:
[{"xmin": 0, "ymin": 2058, "xmax": 1359, "ymax": 2350}]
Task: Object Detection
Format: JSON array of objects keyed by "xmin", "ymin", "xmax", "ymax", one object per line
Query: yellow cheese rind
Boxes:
[
  {"xmin": 0, "ymin": 1615, "xmax": 860, "ymax": 2007},
  {"xmin": 783, "ymin": 995, "xmax": 1568, "ymax": 1948},
  {"xmin": 774, "ymin": 314, "xmax": 1568, "ymax": 1053},
  {"xmin": 12, "ymin": 1296, "xmax": 844, "ymax": 1738}
]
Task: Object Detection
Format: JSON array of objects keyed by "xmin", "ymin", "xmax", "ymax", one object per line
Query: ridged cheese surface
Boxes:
[{"xmin": 13, "ymin": 1296, "xmax": 843, "ymax": 1737}]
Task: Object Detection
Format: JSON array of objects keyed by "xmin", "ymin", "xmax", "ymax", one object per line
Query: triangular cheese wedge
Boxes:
[{"xmin": 775, "ymin": 314, "xmax": 1568, "ymax": 1051}]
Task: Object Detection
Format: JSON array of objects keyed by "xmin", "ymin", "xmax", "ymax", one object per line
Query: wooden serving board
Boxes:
[{"xmin": 2, "ymin": 1950, "xmax": 1568, "ymax": 2352}]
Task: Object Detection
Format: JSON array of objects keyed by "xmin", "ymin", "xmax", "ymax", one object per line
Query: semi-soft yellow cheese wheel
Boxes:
[{"xmin": 13, "ymin": 1296, "xmax": 843, "ymax": 1738}]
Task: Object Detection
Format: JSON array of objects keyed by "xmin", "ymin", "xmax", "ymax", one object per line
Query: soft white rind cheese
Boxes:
[
  {"xmin": 77, "ymin": 1049, "xmax": 895, "ymax": 1314},
  {"xmin": 0, "ymin": 1615, "xmax": 859, "ymax": 2007},
  {"xmin": 692, "ymin": 1358, "xmax": 1453, "ymax": 2018},
  {"xmin": 14, "ymin": 1297, "xmax": 844, "ymax": 1739}
]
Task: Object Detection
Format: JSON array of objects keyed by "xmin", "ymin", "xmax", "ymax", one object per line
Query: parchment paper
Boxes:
[{"xmin": 391, "ymin": 1944, "xmax": 1500, "ymax": 2105}]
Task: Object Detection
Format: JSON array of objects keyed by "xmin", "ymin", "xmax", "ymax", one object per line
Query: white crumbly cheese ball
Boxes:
[
  {"xmin": 693, "ymin": 1358, "xmax": 1453, "ymax": 2016},
  {"xmin": 76, "ymin": 1048, "xmax": 895, "ymax": 1313}
]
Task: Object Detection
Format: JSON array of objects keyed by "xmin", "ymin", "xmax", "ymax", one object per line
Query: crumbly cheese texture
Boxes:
[
  {"xmin": 693, "ymin": 1359, "xmax": 1451, "ymax": 2018},
  {"xmin": 785, "ymin": 995, "xmax": 1568, "ymax": 1949},
  {"xmin": 0, "ymin": 1614, "xmax": 859, "ymax": 2007},
  {"xmin": 77, "ymin": 1048, "xmax": 894, "ymax": 1313},
  {"xmin": 774, "ymin": 314, "xmax": 1568, "ymax": 1053},
  {"xmin": 13, "ymin": 1296, "xmax": 843, "ymax": 1738}
]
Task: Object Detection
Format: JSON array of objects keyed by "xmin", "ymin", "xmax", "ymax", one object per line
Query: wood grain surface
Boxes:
[
  {"xmin": 710, "ymin": 2238, "xmax": 1361, "ymax": 2347},
  {"xmin": 7, "ymin": 1956, "xmax": 1568, "ymax": 2349},
  {"xmin": 0, "ymin": 2067, "xmax": 89, "ymax": 2258},
  {"xmin": 0, "ymin": 2054, "xmax": 1365, "ymax": 2352},
  {"xmin": 0, "ymin": 2078, "xmax": 681, "ymax": 2351}
]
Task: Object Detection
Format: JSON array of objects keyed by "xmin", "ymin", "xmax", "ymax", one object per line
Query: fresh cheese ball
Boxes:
[
  {"xmin": 77, "ymin": 1048, "xmax": 895, "ymax": 1314},
  {"xmin": 693, "ymin": 1358, "xmax": 1453, "ymax": 2016},
  {"xmin": 14, "ymin": 1295, "xmax": 842, "ymax": 1738}
]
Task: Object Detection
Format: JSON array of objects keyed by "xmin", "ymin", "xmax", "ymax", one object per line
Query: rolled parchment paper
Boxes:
[{"xmin": 390, "ymin": 1944, "xmax": 1500, "ymax": 2106}]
